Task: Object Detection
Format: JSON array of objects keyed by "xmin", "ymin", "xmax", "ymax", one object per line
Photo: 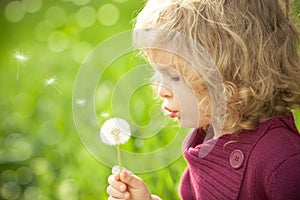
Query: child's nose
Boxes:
[{"xmin": 158, "ymin": 85, "xmax": 173, "ymax": 99}]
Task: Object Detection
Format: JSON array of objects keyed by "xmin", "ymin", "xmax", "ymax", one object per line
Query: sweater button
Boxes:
[{"xmin": 229, "ymin": 149, "xmax": 244, "ymax": 169}]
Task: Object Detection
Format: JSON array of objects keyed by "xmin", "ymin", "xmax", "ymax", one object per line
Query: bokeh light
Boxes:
[
  {"xmin": 35, "ymin": 20, "xmax": 55, "ymax": 41},
  {"xmin": 45, "ymin": 6, "xmax": 66, "ymax": 28},
  {"xmin": 1, "ymin": 170, "xmax": 17, "ymax": 183},
  {"xmin": 38, "ymin": 121, "xmax": 62, "ymax": 146},
  {"xmin": 5, "ymin": 1, "xmax": 26, "ymax": 22},
  {"xmin": 4, "ymin": 133, "xmax": 32, "ymax": 162},
  {"xmin": 22, "ymin": 0, "xmax": 43, "ymax": 13},
  {"xmin": 76, "ymin": 6, "xmax": 96, "ymax": 28},
  {"xmin": 30, "ymin": 158, "xmax": 49, "ymax": 176},
  {"xmin": 1, "ymin": 181, "xmax": 21, "ymax": 200},
  {"xmin": 71, "ymin": 0, "xmax": 90, "ymax": 6},
  {"xmin": 48, "ymin": 31, "xmax": 69, "ymax": 52},
  {"xmin": 71, "ymin": 41, "xmax": 92, "ymax": 63},
  {"xmin": 23, "ymin": 186, "xmax": 39, "ymax": 200},
  {"xmin": 16, "ymin": 167, "xmax": 34, "ymax": 185},
  {"xmin": 57, "ymin": 179, "xmax": 79, "ymax": 200},
  {"xmin": 97, "ymin": 3, "xmax": 120, "ymax": 26}
]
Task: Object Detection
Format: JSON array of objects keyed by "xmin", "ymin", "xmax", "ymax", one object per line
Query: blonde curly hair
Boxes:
[{"xmin": 133, "ymin": 0, "xmax": 300, "ymax": 133}]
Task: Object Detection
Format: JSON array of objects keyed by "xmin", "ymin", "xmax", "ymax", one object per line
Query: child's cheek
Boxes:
[{"xmin": 174, "ymin": 85, "xmax": 201, "ymax": 128}]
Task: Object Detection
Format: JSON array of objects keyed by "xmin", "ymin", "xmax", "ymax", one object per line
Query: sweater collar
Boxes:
[{"xmin": 181, "ymin": 115, "xmax": 295, "ymax": 199}]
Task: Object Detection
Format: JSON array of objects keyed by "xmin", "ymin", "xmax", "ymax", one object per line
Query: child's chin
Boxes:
[{"xmin": 179, "ymin": 118, "xmax": 200, "ymax": 128}]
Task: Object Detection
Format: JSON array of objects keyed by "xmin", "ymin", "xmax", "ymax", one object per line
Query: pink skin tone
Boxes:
[
  {"xmin": 152, "ymin": 51, "xmax": 210, "ymax": 128},
  {"xmin": 106, "ymin": 52, "xmax": 210, "ymax": 199},
  {"xmin": 107, "ymin": 171, "xmax": 153, "ymax": 200},
  {"xmin": 153, "ymin": 64, "xmax": 203, "ymax": 128}
]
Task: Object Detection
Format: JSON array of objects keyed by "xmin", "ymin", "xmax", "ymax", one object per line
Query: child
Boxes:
[{"xmin": 107, "ymin": 0, "xmax": 300, "ymax": 199}]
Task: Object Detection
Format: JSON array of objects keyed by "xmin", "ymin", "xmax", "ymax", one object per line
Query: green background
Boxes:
[{"xmin": 0, "ymin": 0, "xmax": 299, "ymax": 200}]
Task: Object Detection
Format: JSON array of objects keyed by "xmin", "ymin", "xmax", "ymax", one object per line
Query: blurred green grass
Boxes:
[{"xmin": 0, "ymin": 0, "xmax": 299, "ymax": 200}]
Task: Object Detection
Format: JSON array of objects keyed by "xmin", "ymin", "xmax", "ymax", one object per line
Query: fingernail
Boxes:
[
  {"xmin": 124, "ymin": 192, "xmax": 130, "ymax": 199},
  {"xmin": 121, "ymin": 172, "xmax": 127, "ymax": 178},
  {"xmin": 112, "ymin": 166, "xmax": 120, "ymax": 174},
  {"xmin": 120, "ymin": 185, "xmax": 125, "ymax": 191}
]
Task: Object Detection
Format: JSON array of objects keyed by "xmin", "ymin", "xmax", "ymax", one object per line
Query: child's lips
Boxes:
[
  {"xmin": 164, "ymin": 106, "xmax": 178, "ymax": 118},
  {"xmin": 168, "ymin": 112, "xmax": 177, "ymax": 118}
]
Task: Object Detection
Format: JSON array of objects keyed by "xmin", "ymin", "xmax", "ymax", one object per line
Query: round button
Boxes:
[{"xmin": 229, "ymin": 149, "xmax": 244, "ymax": 169}]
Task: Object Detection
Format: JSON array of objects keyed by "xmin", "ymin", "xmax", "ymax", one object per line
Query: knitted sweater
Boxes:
[{"xmin": 179, "ymin": 115, "xmax": 300, "ymax": 200}]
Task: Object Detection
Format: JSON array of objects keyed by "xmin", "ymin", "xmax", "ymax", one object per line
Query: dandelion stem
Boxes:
[{"xmin": 117, "ymin": 145, "xmax": 122, "ymax": 172}]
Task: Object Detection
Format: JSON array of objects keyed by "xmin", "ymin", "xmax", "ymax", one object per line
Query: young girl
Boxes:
[{"xmin": 107, "ymin": 0, "xmax": 300, "ymax": 199}]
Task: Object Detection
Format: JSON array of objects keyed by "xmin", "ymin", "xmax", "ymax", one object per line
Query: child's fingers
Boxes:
[
  {"xmin": 108, "ymin": 196, "xmax": 129, "ymax": 200},
  {"xmin": 119, "ymin": 171, "xmax": 144, "ymax": 190},
  {"xmin": 112, "ymin": 166, "xmax": 131, "ymax": 175},
  {"xmin": 108, "ymin": 196, "xmax": 120, "ymax": 200},
  {"xmin": 106, "ymin": 185, "xmax": 130, "ymax": 200},
  {"xmin": 112, "ymin": 166, "xmax": 120, "ymax": 175},
  {"xmin": 108, "ymin": 175, "xmax": 127, "ymax": 192}
]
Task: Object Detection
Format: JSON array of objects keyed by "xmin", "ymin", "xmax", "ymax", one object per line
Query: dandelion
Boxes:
[{"xmin": 100, "ymin": 118, "xmax": 131, "ymax": 171}]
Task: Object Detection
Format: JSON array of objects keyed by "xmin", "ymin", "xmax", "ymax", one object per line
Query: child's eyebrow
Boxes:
[{"xmin": 151, "ymin": 64, "xmax": 178, "ymax": 74}]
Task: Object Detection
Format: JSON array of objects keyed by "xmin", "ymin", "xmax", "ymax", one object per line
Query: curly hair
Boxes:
[{"xmin": 133, "ymin": 0, "xmax": 300, "ymax": 133}]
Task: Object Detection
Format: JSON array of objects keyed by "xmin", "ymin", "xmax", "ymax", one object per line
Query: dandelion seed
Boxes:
[
  {"xmin": 45, "ymin": 76, "xmax": 63, "ymax": 95},
  {"xmin": 14, "ymin": 51, "xmax": 27, "ymax": 63},
  {"xmin": 100, "ymin": 118, "xmax": 131, "ymax": 171},
  {"xmin": 13, "ymin": 51, "xmax": 28, "ymax": 80},
  {"xmin": 76, "ymin": 99, "xmax": 86, "ymax": 106},
  {"xmin": 45, "ymin": 77, "xmax": 56, "ymax": 86},
  {"xmin": 76, "ymin": 98, "xmax": 86, "ymax": 114},
  {"xmin": 101, "ymin": 112, "xmax": 110, "ymax": 118}
]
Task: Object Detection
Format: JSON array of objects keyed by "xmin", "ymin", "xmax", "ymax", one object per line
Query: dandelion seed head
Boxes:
[{"xmin": 100, "ymin": 118, "xmax": 131, "ymax": 146}]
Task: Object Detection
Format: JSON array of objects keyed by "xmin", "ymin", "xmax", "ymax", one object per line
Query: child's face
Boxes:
[{"xmin": 149, "ymin": 51, "xmax": 210, "ymax": 128}]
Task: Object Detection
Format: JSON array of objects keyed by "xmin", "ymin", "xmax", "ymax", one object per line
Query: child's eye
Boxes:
[{"xmin": 171, "ymin": 76, "xmax": 180, "ymax": 82}]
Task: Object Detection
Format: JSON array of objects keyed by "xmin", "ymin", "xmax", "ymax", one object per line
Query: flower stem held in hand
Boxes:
[{"xmin": 117, "ymin": 145, "xmax": 122, "ymax": 171}]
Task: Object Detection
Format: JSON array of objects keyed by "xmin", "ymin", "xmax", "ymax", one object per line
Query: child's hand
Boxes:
[{"xmin": 106, "ymin": 167, "xmax": 153, "ymax": 200}]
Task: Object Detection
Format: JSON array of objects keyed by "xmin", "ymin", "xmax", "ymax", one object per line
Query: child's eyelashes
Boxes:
[
  {"xmin": 151, "ymin": 73, "xmax": 181, "ymax": 83},
  {"xmin": 170, "ymin": 75, "xmax": 180, "ymax": 82},
  {"xmin": 150, "ymin": 67, "xmax": 181, "ymax": 83}
]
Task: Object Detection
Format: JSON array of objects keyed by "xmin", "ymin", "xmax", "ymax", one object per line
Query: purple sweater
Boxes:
[{"xmin": 179, "ymin": 115, "xmax": 300, "ymax": 200}]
